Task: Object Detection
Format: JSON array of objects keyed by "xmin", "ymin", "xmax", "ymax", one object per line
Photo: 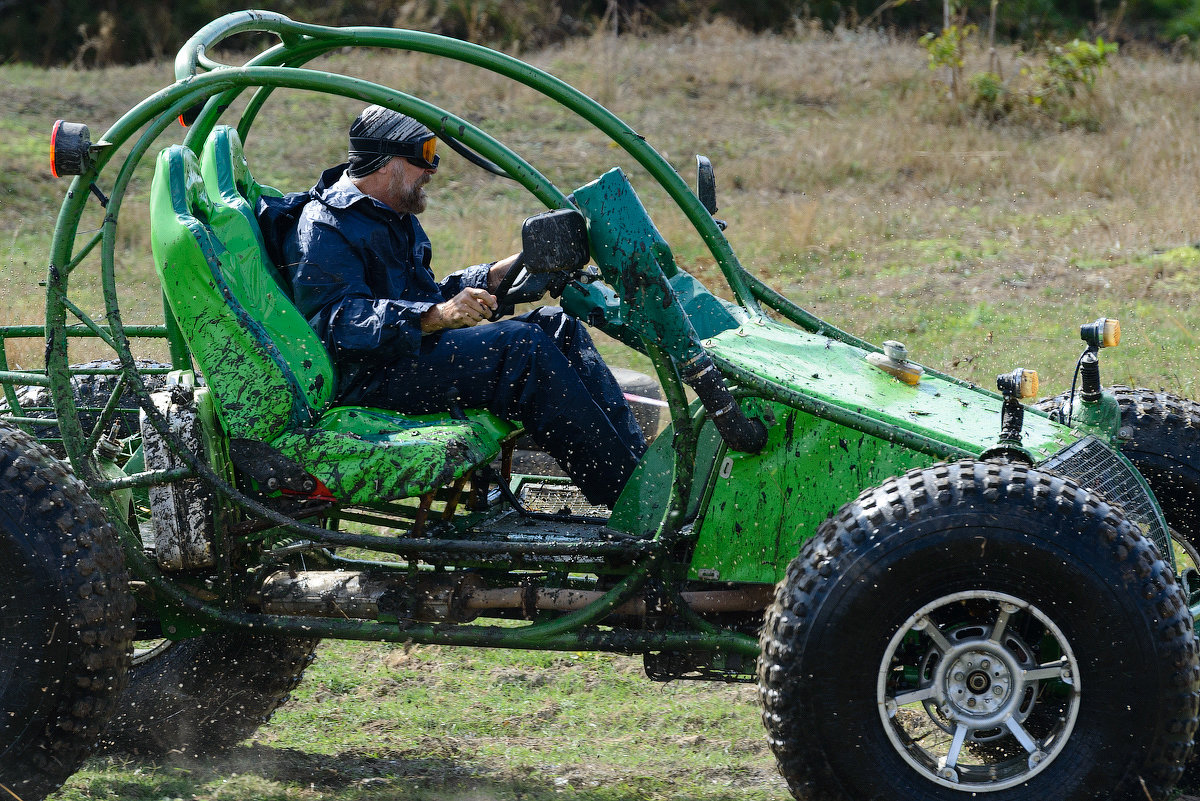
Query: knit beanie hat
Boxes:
[{"xmin": 347, "ymin": 105, "xmax": 434, "ymax": 178}]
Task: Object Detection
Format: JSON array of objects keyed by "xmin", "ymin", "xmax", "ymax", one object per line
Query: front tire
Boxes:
[
  {"xmin": 0, "ymin": 425, "xmax": 132, "ymax": 801},
  {"xmin": 758, "ymin": 460, "xmax": 1199, "ymax": 801}
]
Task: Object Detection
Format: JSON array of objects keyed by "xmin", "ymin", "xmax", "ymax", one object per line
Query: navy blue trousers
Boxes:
[{"xmin": 342, "ymin": 308, "xmax": 646, "ymax": 507}]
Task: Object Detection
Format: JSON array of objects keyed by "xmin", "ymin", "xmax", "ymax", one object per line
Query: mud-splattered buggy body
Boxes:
[{"xmin": 4, "ymin": 11, "xmax": 1200, "ymax": 801}]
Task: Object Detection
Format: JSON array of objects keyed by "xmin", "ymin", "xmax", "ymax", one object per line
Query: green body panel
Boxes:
[
  {"xmin": 572, "ymin": 169, "xmax": 735, "ymax": 365},
  {"xmin": 670, "ymin": 272, "xmax": 752, "ymax": 340},
  {"xmin": 561, "ymin": 272, "xmax": 749, "ymax": 354},
  {"xmin": 703, "ymin": 321, "xmax": 1081, "ymax": 461},
  {"xmin": 689, "ymin": 403, "xmax": 936, "ymax": 583},
  {"xmin": 608, "ymin": 415, "xmax": 724, "ymax": 537},
  {"xmin": 681, "ymin": 322, "xmax": 1087, "ymax": 583},
  {"xmin": 1066, "ymin": 389, "xmax": 1123, "ymax": 435}
]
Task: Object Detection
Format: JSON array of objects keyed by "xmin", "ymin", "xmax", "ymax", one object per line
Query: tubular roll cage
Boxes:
[{"xmin": 26, "ymin": 11, "xmax": 1020, "ymax": 655}]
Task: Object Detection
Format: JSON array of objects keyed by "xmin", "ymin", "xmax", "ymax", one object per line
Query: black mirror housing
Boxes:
[
  {"xmin": 696, "ymin": 155, "xmax": 718, "ymax": 215},
  {"xmin": 521, "ymin": 209, "xmax": 589, "ymax": 274}
]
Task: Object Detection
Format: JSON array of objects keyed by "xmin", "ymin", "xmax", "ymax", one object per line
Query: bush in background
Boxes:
[{"xmin": 922, "ymin": 24, "xmax": 1119, "ymax": 129}]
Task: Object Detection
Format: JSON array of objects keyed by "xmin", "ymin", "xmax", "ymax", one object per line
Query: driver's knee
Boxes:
[
  {"xmin": 510, "ymin": 306, "xmax": 595, "ymax": 355},
  {"xmin": 510, "ymin": 306, "xmax": 570, "ymax": 336},
  {"xmin": 487, "ymin": 317, "xmax": 558, "ymax": 360}
]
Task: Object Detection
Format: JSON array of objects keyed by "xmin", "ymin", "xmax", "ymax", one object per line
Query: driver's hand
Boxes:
[{"xmin": 421, "ymin": 287, "xmax": 498, "ymax": 332}]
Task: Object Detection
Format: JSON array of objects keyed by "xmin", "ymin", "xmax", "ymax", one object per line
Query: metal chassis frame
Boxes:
[{"xmin": 35, "ymin": 13, "xmax": 778, "ymax": 656}]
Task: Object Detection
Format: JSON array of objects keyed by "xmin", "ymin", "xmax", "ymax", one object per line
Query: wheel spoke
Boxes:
[
  {"xmin": 990, "ymin": 605, "xmax": 1016, "ymax": 642},
  {"xmin": 1004, "ymin": 717, "xmax": 1040, "ymax": 753},
  {"xmin": 1023, "ymin": 659, "xmax": 1067, "ymax": 683},
  {"xmin": 920, "ymin": 616, "xmax": 954, "ymax": 653},
  {"xmin": 892, "ymin": 686, "xmax": 937, "ymax": 707},
  {"xmin": 942, "ymin": 723, "xmax": 969, "ymax": 769}
]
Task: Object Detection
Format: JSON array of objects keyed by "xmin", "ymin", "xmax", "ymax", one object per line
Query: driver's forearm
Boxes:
[
  {"xmin": 487, "ymin": 261, "xmax": 506, "ymax": 293},
  {"xmin": 487, "ymin": 253, "xmax": 521, "ymax": 293}
]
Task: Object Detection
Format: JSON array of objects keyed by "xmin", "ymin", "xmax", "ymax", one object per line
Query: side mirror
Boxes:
[
  {"xmin": 696, "ymin": 155, "xmax": 727, "ymax": 230},
  {"xmin": 521, "ymin": 208, "xmax": 590, "ymax": 274},
  {"xmin": 696, "ymin": 155, "xmax": 718, "ymax": 215}
]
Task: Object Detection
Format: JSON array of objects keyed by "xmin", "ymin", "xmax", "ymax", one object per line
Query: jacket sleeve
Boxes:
[
  {"xmin": 288, "ymin": 220, "xmax": 431, "ymax": 360},
  {"xmin": 438, "ymin": 263, "xmax": 493, "ymax": 298}
]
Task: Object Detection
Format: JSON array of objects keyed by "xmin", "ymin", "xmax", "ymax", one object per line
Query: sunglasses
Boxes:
[{"xmin": 349, "ymin": 132, "xmax": 440, "ymax": 170}]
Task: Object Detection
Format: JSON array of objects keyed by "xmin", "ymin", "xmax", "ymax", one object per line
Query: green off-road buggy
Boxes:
[{"xmin": 4, "ymin": 11, "xmax": 1200, "ymax": 801}]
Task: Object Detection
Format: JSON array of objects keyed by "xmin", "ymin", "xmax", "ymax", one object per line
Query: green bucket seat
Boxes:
[{"xmin": 150, "ymin": 135, "xmax": 516, "ymax": 505}]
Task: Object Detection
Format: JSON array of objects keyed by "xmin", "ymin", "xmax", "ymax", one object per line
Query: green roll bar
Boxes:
[{"xmin": 41, "ymin": 12, "xmax": 763, "ymax": 655}]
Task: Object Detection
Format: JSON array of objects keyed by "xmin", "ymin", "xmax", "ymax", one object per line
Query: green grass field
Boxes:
[
  {"xmin": 3, "ymin": 19, "xmax": 1200, "ymax": 801},
  {"xmin": 58, "ymin": 644, "xmax": 782, "ymax": 801}
]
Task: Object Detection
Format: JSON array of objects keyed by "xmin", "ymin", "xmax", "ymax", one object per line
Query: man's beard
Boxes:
[{"xmin": 393, "ymin": 172, "xmax": 428, "ymax": 215}]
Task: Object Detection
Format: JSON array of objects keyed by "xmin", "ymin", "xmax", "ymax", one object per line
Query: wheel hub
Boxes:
[{"xmin": 938, "ymin": 644, "xmax": 1019, "ymax": 728}]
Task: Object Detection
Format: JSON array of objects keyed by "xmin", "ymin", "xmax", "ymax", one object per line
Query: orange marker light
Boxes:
[{"xmin": 1101, "ymin": 318, "xmax": 1120, "ymax": 348}]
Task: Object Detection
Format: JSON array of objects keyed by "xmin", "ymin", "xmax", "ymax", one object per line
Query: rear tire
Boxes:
[
  {"xmin": 758, "ymin": 460, "xmax": 1199, "ymax": 801},
  {"xmin": 1036, "ymin": 387, "xmax": 1200, "ymax": 578},
  {"xmin": 1092, "ymin": 387, "xmax": 1200, "ymax": 557},
  {"xmin": 1059, "ymin": 387, "xmax": 1200, "ymax": 793},
  {"xmin": 101, "ymin": 632, "xmax": 318, "ymax": 757},
  {"xmin": 0, "ymin": 425, "xmax": 132, "ymax": 801}
]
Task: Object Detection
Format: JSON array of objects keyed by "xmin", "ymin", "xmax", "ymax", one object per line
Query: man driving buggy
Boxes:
[{"xmin": 261, "ymin": 105, "xmax": 646, "ymax": 508}]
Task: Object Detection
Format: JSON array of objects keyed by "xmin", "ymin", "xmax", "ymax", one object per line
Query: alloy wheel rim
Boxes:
[{"xmin": 877, "ymin": 590, "xmax": 1081, "ymax": 792}]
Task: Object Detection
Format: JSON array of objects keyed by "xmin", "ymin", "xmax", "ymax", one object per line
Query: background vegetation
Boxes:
[
  {"xmin": 5, "ymin": 0, "xmax": 1200, "ymax": 68},
  {"xmin": 1, "ymin": 11, "xmax": 1199, "ymax": 801}
]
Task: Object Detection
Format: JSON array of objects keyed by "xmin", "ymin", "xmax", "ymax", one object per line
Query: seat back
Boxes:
[
  {"xmin": 150, "ymin": 145, "xmax": 328, "ymax": 441},
  {"xmin": 197, "ymin": 127, "xmax": 336, "ymax": 416},
  {"xmin": 199, "ymin": 125, "xmax": 290, "ymax": 295}
]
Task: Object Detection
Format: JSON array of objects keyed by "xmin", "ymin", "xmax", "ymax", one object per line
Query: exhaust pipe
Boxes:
[{"xmin": 256, "ymin": 570, "xmax": 774, "ymax": 623}]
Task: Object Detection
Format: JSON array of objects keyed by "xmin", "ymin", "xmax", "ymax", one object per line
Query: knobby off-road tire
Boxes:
[
  {"xmin": 0, "ymin": 425, "xmax": 133, "ymax": 801},
  {"xmin": 1037, "ymin": 386, "xmax": 1200, "ymax": 559},
  {"xmin": 101, "ymin": 632, "xmax": 319, "ymax": 757},
  {"xmin": 758, "ymin": 460, "xmax": 1200, "ymax": 801},
  {"xmin": 1061, "ymin": 387, "xmax": 1200, "ymax": 793}
]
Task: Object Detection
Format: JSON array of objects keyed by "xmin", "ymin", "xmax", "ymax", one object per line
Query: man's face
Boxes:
[{"xmin": 388, "ymin": 157, "xmax": 434, "ymax": 215}]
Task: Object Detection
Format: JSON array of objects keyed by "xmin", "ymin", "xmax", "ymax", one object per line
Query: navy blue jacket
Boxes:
[{"xmin": 260, "ymin": 164, "xmax": 490, "ymax": 396}]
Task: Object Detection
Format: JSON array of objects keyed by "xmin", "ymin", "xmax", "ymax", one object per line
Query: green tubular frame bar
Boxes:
[
  {"xmin": 42, "ymin": 11, "xmax": 761, "ymax": 655},
  {"xmin": 174, "ymin": 10, "xmax": 762, "ymax": 311}
]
